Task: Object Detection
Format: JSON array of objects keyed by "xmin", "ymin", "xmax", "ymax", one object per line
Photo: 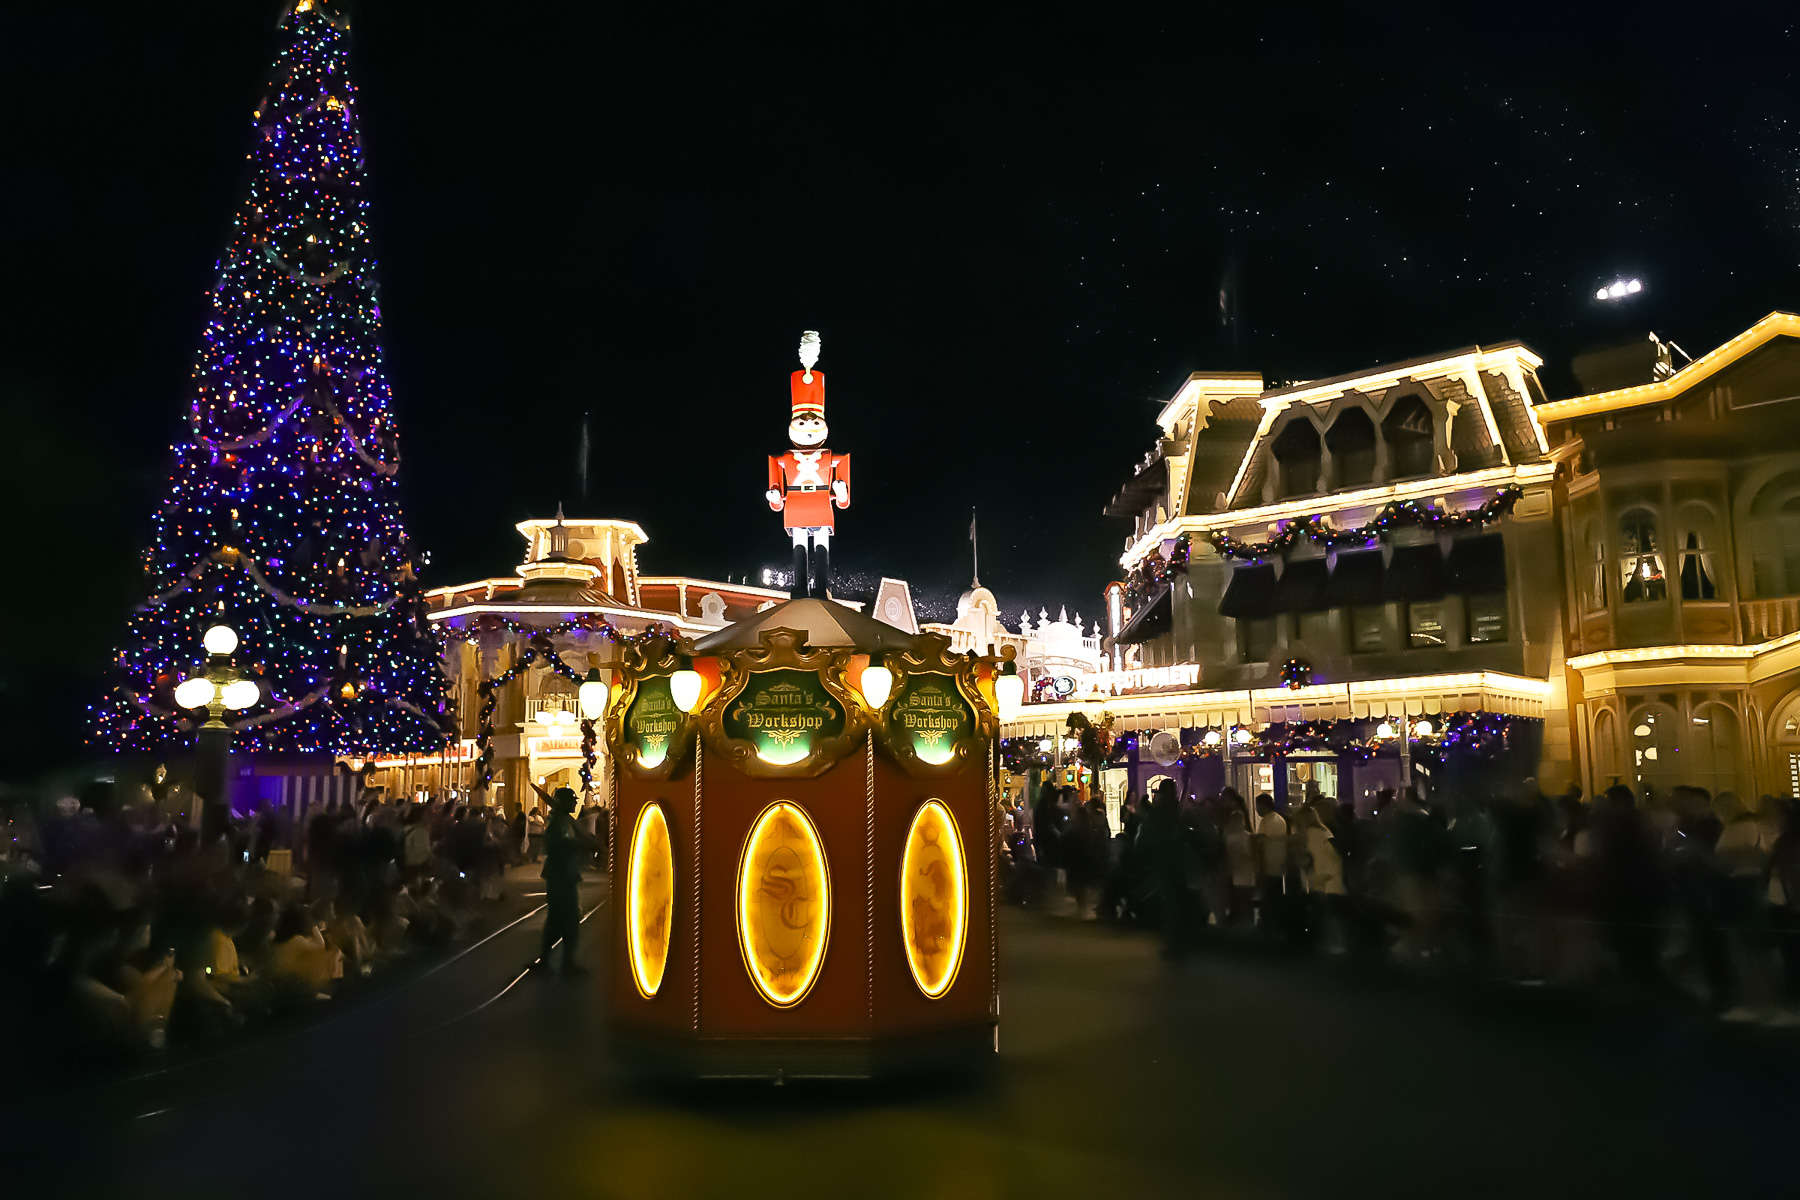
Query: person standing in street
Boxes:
[{"xmin": 531, "ymin": 785, "xmax": 591, "ymax": 977}]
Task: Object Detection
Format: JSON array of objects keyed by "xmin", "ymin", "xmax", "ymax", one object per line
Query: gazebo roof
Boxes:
[{"xmin": 691, "ymin": 596, "xmax": 917, "ymax": 654}]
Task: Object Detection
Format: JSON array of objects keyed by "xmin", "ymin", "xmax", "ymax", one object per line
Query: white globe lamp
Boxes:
[
  {"xmin": 670, "ymin": 655, "xmax": 705, "ymax": 714},
  {"xmin": 202, "ymin": 624, "xmax": 239, "ymax": 656},
  {"xmin": 860, "ymin": 662, "xmax": 894, "ymax": 711},
  {"xmin": 578, "ymin": 668, "xmax": 607, "ymax": 721},
  {"xmin": 174, "ymin": 677, "xmax": 217, "ymax": 710},
  {"xmin": 221, "ymin": 679, "xmax": 260, "ymax": 710}
]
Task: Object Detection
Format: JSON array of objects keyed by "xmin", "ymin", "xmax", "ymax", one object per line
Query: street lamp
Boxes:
[{"xmin": 174, "ymin": 622, "xmax": 259, "ymax": 838}]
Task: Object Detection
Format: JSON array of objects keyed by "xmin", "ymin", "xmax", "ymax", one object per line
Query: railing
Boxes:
[
  {"xmin": 524, "ymin": 694, "xmax": 582, "ymax": 725},
  {"xmin": 1742, "ymin": 595, "xmax": 1800, "ymax": 641}
]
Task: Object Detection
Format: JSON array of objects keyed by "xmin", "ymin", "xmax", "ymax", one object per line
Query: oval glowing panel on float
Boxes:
[
  {"xmin": 625, "ymin": 803, "xmax": 674, "ymax": 998},
  {"xmin": 736, "ymin": 801, "xmax": 831, "ymax": 1007},
  {"xmin": 900, "ymin": 799, "xmax": 968, "ymax": 998}
]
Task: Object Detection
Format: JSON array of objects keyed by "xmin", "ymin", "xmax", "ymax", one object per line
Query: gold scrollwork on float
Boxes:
[
  {"xmin": 736, "ymin": 800, "xmax": 831, "ymax": 1007},
  {"xmin": 870, "ymin": 634, "xmax": 1000, "ymax": 776},
  {"xmin": 603, "ymin": 635, "xmax": 699, "ymax": 780},
  {"xmin": 698, "ymin": 628, "xmax": 868, "ymax": 778},
  {"xmin": 625, "ymin": 802, "xmax": 674, "ymax": 999},
  {"xmin": 900, "ymin": 798, "xmax": 968, "ymax": 999}
]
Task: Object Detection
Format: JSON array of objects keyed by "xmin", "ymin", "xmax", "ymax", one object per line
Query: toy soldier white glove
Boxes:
[
  {"xmin": 832, "ymin": 480, "xmax": 848, "ymax": 505},
  {"xmin": 766, "ymin": 487, "xmax": 784, "ymax": 509}
]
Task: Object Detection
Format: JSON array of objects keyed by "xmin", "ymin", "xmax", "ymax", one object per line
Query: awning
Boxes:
[
  {"xmin": 1448, "ymin": 534, "xmax": 1508, "ymax": 594},
  {"xmin": 1115, "ymin": 584, "xmax": 1172, "ymax": 645},
  {"xmin": 1272, "ymin": 558, "xmax": 1329, "ymax": 613},
  {"xmin": 1103, "ymin": 453, "xmax": 1170, "ymax": 518},
  {"xmin": 1329, "ymin": 551, "xmax": 1386, "ymax": 608},
  {"xmin": 1384, "ymin": 544, "xmax": 1449, "ymax": 602},
  {"xmin": 1219, "ymin": 564, "xmax": 1277, "ymax": 618}
]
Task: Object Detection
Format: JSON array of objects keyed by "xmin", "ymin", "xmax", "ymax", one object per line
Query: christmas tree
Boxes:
[{"xmin": 90, "ymin": 0, "xmax": 450, "ymax": 757}]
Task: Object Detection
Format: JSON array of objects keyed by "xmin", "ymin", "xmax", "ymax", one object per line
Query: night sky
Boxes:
[{"xmin": 4, "ymin": 3, "xmax": 1796, "ymax": 767}]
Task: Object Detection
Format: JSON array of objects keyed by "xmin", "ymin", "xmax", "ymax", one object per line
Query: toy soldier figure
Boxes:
[{"xmin": 767, "ymin": 330, "xmax": 851, "ymax": 596}]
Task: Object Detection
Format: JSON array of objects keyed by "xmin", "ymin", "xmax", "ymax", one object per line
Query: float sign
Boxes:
[
  {"xmin": 627, "ymin": 675, "xmax": 680, "ymax": 767},
  {"xmin": 722, "ymin": 670, "xmax": 845, "ymax": 764},
  {"xmin": 891, "ymin": 673, "xmax": 973, "ymax": 764}
]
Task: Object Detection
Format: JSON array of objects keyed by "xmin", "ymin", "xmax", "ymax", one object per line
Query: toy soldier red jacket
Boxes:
[{"xmin": 768, "ymin": 449, "xmax": 851, "ymax": 531}]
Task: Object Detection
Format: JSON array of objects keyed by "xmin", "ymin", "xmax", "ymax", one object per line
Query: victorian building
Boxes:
[
  {"xmin": 1006, "ymin": 339, "xmax": 1566, "ymax": 812},
  {"xmin": 1006, "ymin": 309, "xmax": 1800, "ymax": 813},
  {"xmin": 1543, "ymin": 311, "xmax": 1800, "ymax": 801}
]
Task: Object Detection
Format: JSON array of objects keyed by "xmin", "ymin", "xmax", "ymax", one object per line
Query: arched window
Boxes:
[
  {"xmin": 1270, "ymin": 418, "xmax": 1322, "ymax": 499},
  {"xmin": 1618, "ymin": 509, "xmax": 1667, "ymax": 604},
  {"xmin": 1686, "ymin": 702, "xmax": 1743, "ymax": 799},
  {"xmin": 1677, "ymin": 504, "xmax": 1719, "ymax": 601},
  {"xmin": 1324, "ymin": 408, "xmax": 1378, "ymax": 488},
  {"xmin": 1382, "ymin": 395, "xmax": 1435, "ymax": 479},
  {"xmin": 1627, "ymin": 702, "xmax": 1681, "ymax": 796},
  {"xmin": 1582, "ymin": 521, "xmax": 1607, "ymax": 611},
  {"xmin": 1744, "ymin": 469, "xmax": 1800, "ymax": 597}
]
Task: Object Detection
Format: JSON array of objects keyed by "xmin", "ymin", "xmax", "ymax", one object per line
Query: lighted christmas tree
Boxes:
[{"xmin": 90, "ymin": 0, "xmax": 450, "ymax": 757}]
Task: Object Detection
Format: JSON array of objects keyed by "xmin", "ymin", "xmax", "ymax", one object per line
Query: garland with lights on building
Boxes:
[
  {"xmin": 1205, "ymin": 487, "xmax": 1522, "ymax": 563},
  {"xmin": 89, "ymin": 0, "xmax": 452, "ymax": 757},
  {"xmin": 1121, "ymin": 535, "xmax": 1192, "ymax": 608},
  {"xmin": 473, "ymin": 638, "xmax": 590, "ymax": 795},
  {"xmin": 1170, "ymin": 712, "xmax": 1535, "ymax": 765}
]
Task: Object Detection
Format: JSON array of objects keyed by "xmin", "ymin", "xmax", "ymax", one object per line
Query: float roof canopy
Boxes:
[{"xmin": 691, "ymin": 596, "xmax": 917, "ymax": 653}]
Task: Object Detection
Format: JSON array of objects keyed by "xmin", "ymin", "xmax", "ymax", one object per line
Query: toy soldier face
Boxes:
[{"xmin": 789, "ymin": 413, "xmax": 829, "ymax": 447}]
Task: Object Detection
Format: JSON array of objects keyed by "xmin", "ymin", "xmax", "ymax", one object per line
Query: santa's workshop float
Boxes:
[{"xmin": 600, "ymin": 333, "xmax": 1013, "ymax": 1079}]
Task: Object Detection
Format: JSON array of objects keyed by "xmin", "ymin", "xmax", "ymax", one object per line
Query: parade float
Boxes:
[{"xmin": 602, "ymin": 335, "xmax": 1016, "ymax": 1079}]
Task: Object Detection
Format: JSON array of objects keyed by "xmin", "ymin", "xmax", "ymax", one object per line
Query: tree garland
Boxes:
[{"xmin": 1206, "ymin": 487, "xmax": 1521, "ymax": 563}]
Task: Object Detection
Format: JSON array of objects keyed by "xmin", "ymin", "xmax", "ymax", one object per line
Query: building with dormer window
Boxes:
[{"xmin": 1011, "ymin": 343, "xmax": 1567, "ymax": 810}]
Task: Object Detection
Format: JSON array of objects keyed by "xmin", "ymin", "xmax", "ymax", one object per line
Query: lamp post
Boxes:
[{"xmin": 173, "ymin": 623, "xmax": 259, "ymax": 839}]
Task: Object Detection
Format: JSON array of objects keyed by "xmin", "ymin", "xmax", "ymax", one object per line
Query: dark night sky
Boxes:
[{"xmin": 3, "ymin": 2, "xmax": 1796, "ymax": 767}]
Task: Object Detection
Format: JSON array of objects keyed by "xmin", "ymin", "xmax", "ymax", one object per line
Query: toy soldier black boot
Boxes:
[
  {"xmin": 793, "ymin": 542, "xmax": 810, "ymax": 597},
  {"xmin": 815, "ymin": 542, "xmax": 831, "ymax": 599}
]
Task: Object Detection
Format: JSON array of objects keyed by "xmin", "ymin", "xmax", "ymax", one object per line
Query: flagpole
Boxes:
[{"xmin": 970, "ymin": 506, "xmax": 980, "ymax": 586}]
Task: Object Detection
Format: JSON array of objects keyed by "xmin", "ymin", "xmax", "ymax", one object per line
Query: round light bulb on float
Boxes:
[
  {"xmin": 1375, "ymin": 720, "xmax": 1396, "ymax": 740},
  {"xmin": 202, "ymin": 624, "xmax": 239, "ymax": 656},
  {"xmin": 670, "ymin": 655, "xmax": 705, "ymax": 714},
  {"xmin": 1203, "ymin": 728, "xmax": 1223, "ymax": 747},
  {"xmin": 994, "ymin": 661, "xmax": 1023, "ymax": 723},
  {"xmin": 220, "ymin": 679, "xmax": 260, "ymax": 710},
  {"xmin": 578, "ymin": 668, "xmax": 607, "ymax": 721},
  {"xmin": 860, "ymin": 662, "xmax": 894, "ymax": 710},
  {"xmin": 174, "ymin": 677, "xmax": 217, "ymax": 710},
  {"xmin": 1412, "ymin": 719, "xmax": 1435, "ymax": 738}
]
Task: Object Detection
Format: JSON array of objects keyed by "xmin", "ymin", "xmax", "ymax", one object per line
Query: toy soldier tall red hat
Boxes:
[
  {"xmin": 791, "ymin": 330, "xmax": 825, "ymax": 418},
  {"xmin": 766, "ymin": 330, "xmax": 850, "ymax": 598}
]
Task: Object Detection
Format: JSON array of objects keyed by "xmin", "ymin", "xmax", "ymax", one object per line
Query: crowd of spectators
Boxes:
[
  {"xmin": 1004, "ymin": 776, "xmax": 1800, "ymax": 1024},
  {"xmin": 0, "ymin": 787, "xmax": 596, "ymax": 1065}
]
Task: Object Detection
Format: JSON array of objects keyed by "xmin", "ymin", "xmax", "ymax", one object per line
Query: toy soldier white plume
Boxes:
[{"xmin": 799, "ymin": 330, "xmax": 822, "ymax": 381}]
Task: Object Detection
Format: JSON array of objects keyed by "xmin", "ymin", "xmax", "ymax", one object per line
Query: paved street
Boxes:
[{"xmin": 9, "ymin": 880, "xmax": 1798, "ymax": 1199}]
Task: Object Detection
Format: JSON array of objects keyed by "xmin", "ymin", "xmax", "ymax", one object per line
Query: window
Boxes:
[
  {"xmin": 1299, "ymin": 608, "xmax": 1335, "ymax": 649},
  {"xmin": 1618, "ymin": 509, "xmax": 1667, "ymax": 603},
  {"xmin": 1584, "ymin": 525, "xmax": 1607, "ymax": 611},
  {"xmin": 1592, "ymin": 709, "xmax": 1620, "ymax": 785},
  {"xmin": 1407, "ymin": 601, "xmax": 1447, "ymax": 648},
  {"xmin": 1466, "ymin": 594, "xmax": 1508, "ymax": 643},
  {"xmin": 1270, "ymin": 419, "xmax": 1322, "ymax": 499},
  {"xmin": 1350, "ymin": 605, "xmax": 1386, "ymax": 652},
  {"xmin": 1325, "ymin": 408, "xmax": 1377, "ymax": 488},
  {"xmin": 1628, "ymin": 704, "xmax": 1681, "ymax": 796},
  {"xmin": 1382, "ymin": 395, "xmax": 1435, "ymax": 479},
  {"xmin": 1745, "ymin": 468, "xmax": 1800, "ymax": 597},
  {"xmin": 1686, "ymin": 704, "xmax": 1742, "ymax": 798},
  {"xmin": 1240, "ymin": 617, "xmax": 1276, "ymax": 662},
  {"xmin": 1679, "ymin": 530, "xmax": 1716, "ymax": 600}
]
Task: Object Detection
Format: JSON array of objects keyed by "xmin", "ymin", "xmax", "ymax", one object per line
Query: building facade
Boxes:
[
  {"xmin": 1006, "ymin": 340, "xmax": 1568, "ymax": 811},
  {"xmin": 1542, "ymin": 311, "xmax": 1800, "ymax": 802}
]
